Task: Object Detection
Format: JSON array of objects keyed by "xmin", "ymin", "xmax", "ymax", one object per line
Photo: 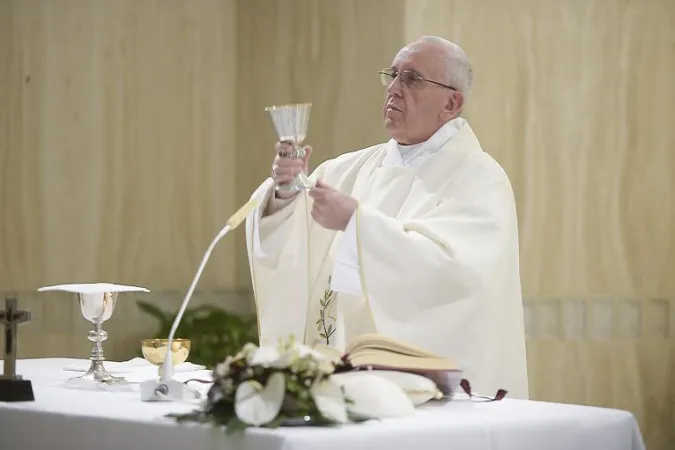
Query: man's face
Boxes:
[{"xmin": 382, "ymin": 44, "xmax": 460, "ymax": 145}]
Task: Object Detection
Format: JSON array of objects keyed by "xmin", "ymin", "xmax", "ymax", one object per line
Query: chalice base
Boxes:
[{"xmin": 76, "ymin": 360, "xmax": 127, "ymax": 384}]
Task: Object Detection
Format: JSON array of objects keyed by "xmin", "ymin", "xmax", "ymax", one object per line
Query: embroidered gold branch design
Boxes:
[{"xmin": 316, "ymin": 276, "xmax": 337, "ymax": 345}]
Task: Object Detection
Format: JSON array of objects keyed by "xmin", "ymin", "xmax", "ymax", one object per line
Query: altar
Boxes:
[{"xmin": 0, "ymin": 358, "xmax": 645, "ymax": 450}]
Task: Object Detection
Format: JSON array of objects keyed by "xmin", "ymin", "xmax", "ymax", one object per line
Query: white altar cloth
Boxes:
[{"xmin": 0, "ymin": 358, "xmax": 645, "ymax": 450}]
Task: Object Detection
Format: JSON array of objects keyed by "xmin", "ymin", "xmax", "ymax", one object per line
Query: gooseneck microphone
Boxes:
[{"xmin": 140, "ymin": 178, "xmax": 275, "ymax": 402}]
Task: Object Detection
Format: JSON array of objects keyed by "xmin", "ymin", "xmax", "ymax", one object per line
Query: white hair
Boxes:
[{"xmin": 414, "ymin": 36, "xmax": 474, "ymax": 98}]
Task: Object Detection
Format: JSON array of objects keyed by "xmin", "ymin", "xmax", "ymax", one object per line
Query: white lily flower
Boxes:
[
  {"xmin": 310, "ymin": 378, "xmax": 348, "ymax": 423},
  {"xmin": 279, "ymin": 342, "xmax": 332, "ymax": 371},
  {"xmin": 248, "ymin": 346, "xmax": 284, "ymax": 368},
  {"xmin": 274, "ymin": 343, "xmax": 310, "ymax": 367},
  {"xmin": 234, "ymin": 372, "xmax": 285, "ymax": 426},
  {"xmin": 293, "ymin": 343, "xmax": 326, "ymax": 360},
  {"xmin": 332, "ymin": 373, "xmax": 415, "ymax": 419},
  {"xmin": 214, "ymin": 356, "xmax": 233, "ymax": 377},
  {"xmin": 238, "ymin": 342, "xmax": 258, "ymax": 359}
]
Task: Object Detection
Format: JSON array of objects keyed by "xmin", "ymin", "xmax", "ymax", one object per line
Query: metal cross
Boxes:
[{"xmin": 0, "ymin": 297, "xmax": 31, "ymax": 379}]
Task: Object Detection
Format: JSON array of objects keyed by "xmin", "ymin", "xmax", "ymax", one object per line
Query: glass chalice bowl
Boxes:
[
  {"xmin": 264, "ymin": 102, "xmax": 314, "ymax": 191},
  {"xmin": 141, "ymin": 338, "xmax": 191, "ymax": 375}
]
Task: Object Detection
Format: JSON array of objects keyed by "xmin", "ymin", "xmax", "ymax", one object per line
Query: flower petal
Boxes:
[
  {"xmin": 248, "ymin": 346, "xmax": 282, "ymax": 367},
  {"xmin": 234, "ymin": 372, "xmax": 285, "ymax": 426},
  {"xmin": 294, "ymin": 343, "xmax": 326, "ymax": 360},
  {"xmin": 332, "ymin": 373, "xmax": 415, "ymax": 419},
  {"xmin": 311, "ymin": 378, "xmax": 348, "ymax": 423}
]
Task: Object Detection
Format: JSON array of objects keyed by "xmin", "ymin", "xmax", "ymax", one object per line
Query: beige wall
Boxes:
[{"xmin": 0, "ymin": 0, "xmax": 673, "ymax": 448}]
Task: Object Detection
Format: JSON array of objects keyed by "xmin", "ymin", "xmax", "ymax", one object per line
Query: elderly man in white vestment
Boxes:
[{"xmin": 245, "ymin": 36, "xmax": 529, "ymax": 399}]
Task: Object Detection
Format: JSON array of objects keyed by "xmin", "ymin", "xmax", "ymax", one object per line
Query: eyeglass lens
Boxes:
[{"xmin": 380, "ymin": 71, "xmax": 422, "ymax": 89}]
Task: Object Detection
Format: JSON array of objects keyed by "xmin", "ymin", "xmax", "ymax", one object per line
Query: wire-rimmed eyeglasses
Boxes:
[{"xmin": 379, "ymin": 68, "xmax": 457, "ymax": 91}]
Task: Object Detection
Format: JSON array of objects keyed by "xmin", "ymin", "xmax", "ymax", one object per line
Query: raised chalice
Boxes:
[
  {"xmin": 141, "ymin": 338, "xmax": 191, "ymax": 375},
  {"xmin": 265, "ymin": 102, "xmax": 314, "ymax": 191}
]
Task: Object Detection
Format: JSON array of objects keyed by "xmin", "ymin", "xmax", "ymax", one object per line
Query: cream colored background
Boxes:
[{"xmin": 0, "ymin": 0, "xmax": 673, "ymax": 448}]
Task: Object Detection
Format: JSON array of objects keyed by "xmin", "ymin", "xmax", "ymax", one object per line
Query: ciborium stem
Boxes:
[
  {"xmin": 89, "ymin": 322, "xmax": 106, "ymax": 361},
  {"xmin": 78, "ymin": 320, "xmax": 124, "ymax": 384}
]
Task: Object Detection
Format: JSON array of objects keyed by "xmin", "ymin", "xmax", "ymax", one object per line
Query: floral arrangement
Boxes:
[{"xmin": 170, "ymin": 337, "xmax": 363, "ymax": 433}]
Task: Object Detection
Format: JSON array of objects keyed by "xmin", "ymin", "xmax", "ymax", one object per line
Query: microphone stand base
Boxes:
[{"xmin": 140, "ymin": 379, "xmax": 198, "ymax": 403}]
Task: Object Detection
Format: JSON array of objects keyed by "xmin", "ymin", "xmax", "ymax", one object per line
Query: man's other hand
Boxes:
[{"xmin": 308, "ymin": 180, "xmax": 358, "ymax": 231}]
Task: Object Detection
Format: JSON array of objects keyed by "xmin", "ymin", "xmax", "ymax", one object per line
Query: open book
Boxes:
[{"xmin": 314, "ymin": 333, "xmax": 459, "ymax": 395}]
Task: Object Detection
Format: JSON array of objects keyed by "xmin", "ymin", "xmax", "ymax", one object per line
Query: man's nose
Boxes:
[{"xmin": 386, "ymin": 76, "xmax": 403, "ymax": 96}]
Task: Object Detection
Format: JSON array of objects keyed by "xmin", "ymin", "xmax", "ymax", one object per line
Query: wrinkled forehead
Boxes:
[{"xmin": 391, "ymin": 44, "xmax": 443, "ymax": 79}]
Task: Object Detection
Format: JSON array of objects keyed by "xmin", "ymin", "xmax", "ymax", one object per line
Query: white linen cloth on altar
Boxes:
[
  {"xmin": 0, "ymin": 358, "xmax": 645, "ymax": 450},
  {"xmin": 63, "ymin": 357, "xmax": 205, "ymax": 374}
]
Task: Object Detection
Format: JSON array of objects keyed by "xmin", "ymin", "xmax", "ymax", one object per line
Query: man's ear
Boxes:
[{"xmin": 448, "ymin": 91, "xmax": 464, "ymax": 117}]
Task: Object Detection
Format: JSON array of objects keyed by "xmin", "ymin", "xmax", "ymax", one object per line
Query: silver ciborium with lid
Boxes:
[{"xmin": 38, "ymin": 283, "xmax": 150, "ymax": 384}]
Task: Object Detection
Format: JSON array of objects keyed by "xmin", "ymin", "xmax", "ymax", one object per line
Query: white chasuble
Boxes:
[{"xmin": 245, "ymin": 119, "xmax": 529, "ymax": 400}]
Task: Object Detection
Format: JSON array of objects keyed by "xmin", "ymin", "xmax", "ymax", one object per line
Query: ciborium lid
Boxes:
[{"xmin": 37, "ymin": 283, "xmax": 150, "ymax": 294}]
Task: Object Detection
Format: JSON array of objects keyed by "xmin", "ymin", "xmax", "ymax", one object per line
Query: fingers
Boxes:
[
  {"xmin": 274, "ymin": 155, "xmax": 304, "ymax": 169},
  {"xmin": 272, "ymin": 165, "xmax": 302, "ymax": 185},
  {"xmin": 308, "ymin": 189, "xmax": 320, "ymax": 199},
  {"xmin": 308, "ymin": 179, "xmax": 331, "ymax": 198},
  {"xmin": 310, "ymin": 201, "xmax": 326, "ymax": 226},
  {"xmin": 274, "ymin": 141, "xmax": 294, "ymax": 157},
  {"xmin": 308, "ymin": 183, "xmax": 328, "ymax": 199},
  {"xmin": 272, "ymin": 141, "xmax": 312, "ymax": 186},
  {"xmin": 314, "ymin": 179, "xmax": 330, "ymax": 189},
  {"xmin": 302, "ymin": 145, "xmax": 312, "ymax": 163},
  {"xmin": 272, "ymin": 149, "xmax": 302, "ymax": 184},
  {"xmin": 271, "ymin": 171, "xmax": 295, "ymax": 185},
  {"xmin": 272, "ymin": 158, "xmax": 303, "ymax": 175},
  {"xmin": 275, "ymin": 142, "xmax": 311, "ymax": 160},
  {"xmin": 309, "ymin": 182, "xmax": 332, "ymax": 226}
]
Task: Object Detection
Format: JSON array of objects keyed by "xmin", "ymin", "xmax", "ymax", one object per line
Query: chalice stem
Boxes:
[
  {"xmin": 277, "ymin": 147, "xmax": 313, "ymax": 191},
  {"xmin": 292, "ymin": 144, "xmax": 306, "ymax": 158}
]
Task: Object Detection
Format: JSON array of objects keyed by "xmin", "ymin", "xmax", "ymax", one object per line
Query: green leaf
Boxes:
[
  {"xmin": 319, "ymin": 333, "xmax": 327, "ymax": 339},
  {"xmin": 225, "ymin": 416, "xmax": 251, "ymax": 435},
  {"xmin": 319, "ymin": 298, "xmax": 325, "ymax": 307},
  {"xmin": 136, "ymin": 300, "xmax": 170, "ymax": 328},
  {"xmin": 166, "ymin": 411, "xmax": 201, "ymax": 423},
  {"xmin": 347, "ymin": 411, "xmax": 373, "ymax": 423},
  {"xmin": 264, "ymin": 415, "xmax": 285, "ymax": 429}
]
